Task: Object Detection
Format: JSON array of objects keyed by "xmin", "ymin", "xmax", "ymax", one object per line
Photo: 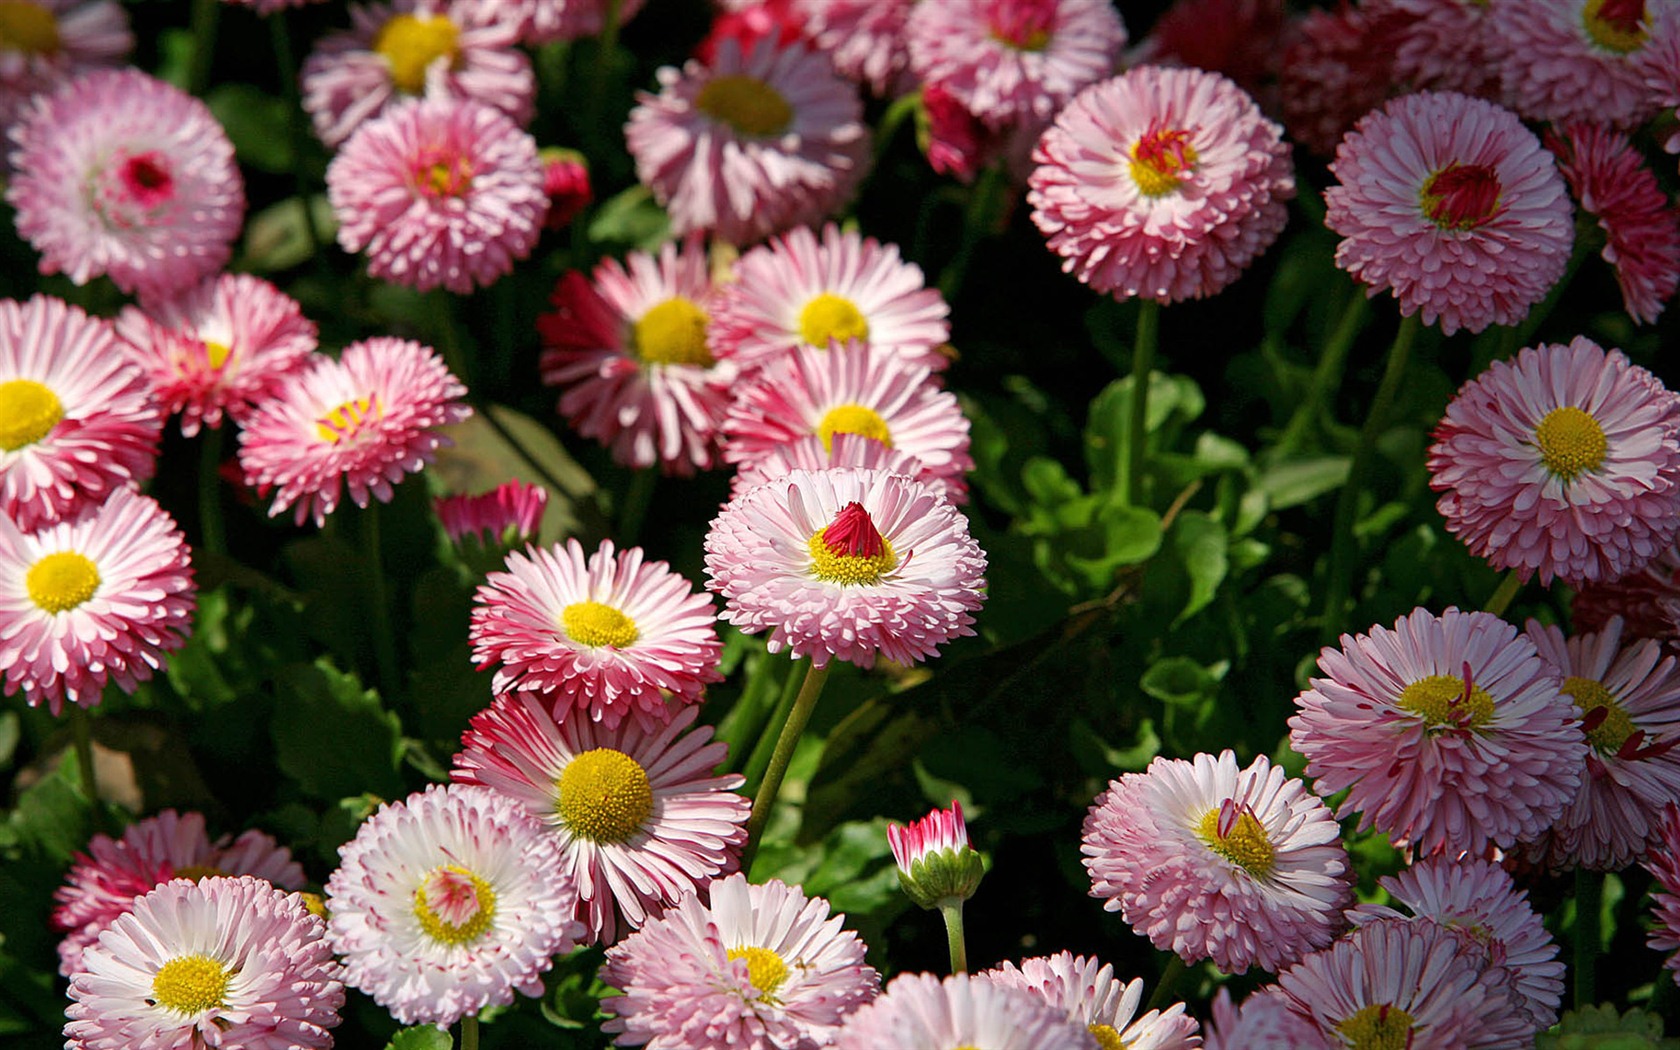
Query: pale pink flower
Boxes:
[
  {"xmin": 1203, "ymin": 987, "xmax": 1327, "ymax": 1050},
  {"xmin": 790, "ymin": 0, "xmax": 915, "ymax": 96},
  {"xmin": 833, "ymin": 971, "xmax": 1087, "ymax": 1049},
  {"xmin": 1427, "ymin": 338, "xmax": 1680, "ymax": 586},
  {"xmin": 1643, "ymin": 803, "xmax": 1680, "ymax": 985},
  {"xmin": 1572, "ymin": 542, "xmax": 1680, "ymax": 643},
  {"xmin": 0, "ymin": 0, "xmax": 131, "ymax": 120},
  {"xmin": 985, "ymin": 952, "xmax": 1202, "ymax": 1050},
  {"xmin": 1487, "ymin": 0, "xmax": 1660, "ymax": 128},
  {"xmin": 475, "ymin": 0, "xmax": 647, "ymax": 45},
  {"xmin": 730, "ymin": 432, "xmax": 929, "ymax": 502},
  {"xmin": 435, "ymin": 480, "xmax": 548, "ymax": 549},
  {"xmin": 889, "ymin": 800, "xmax": 985, "ymax": 909},
  {"xmin": 1325, "ymin": 91, "xmax": 1575, "ymax": 335},
  {"xmin": 1276, "ymin": 4, "xmax": 1396, "ymax": 157}
]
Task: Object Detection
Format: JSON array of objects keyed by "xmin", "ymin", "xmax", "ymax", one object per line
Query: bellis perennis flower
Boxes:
[{"xmin": 889, "ymin": 800, "xmax": 985, "ymax": 910}]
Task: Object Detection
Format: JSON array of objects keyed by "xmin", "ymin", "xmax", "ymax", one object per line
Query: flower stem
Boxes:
[
  {"xmin": 1273, "ymin": 292, "xmax": 1369, "ymax": 460},
  {"xmin": 617, "ymin": 467, "xmax": 656, "ymax": 546},
  {"xmin": 1146, "ymin": 954, "xmax": 1189, "ymax": 1011},
  {"xmin": 268, "ymin": 12, "xmax": 323, "ymax": 260},
  {"xmin": 939, "ymin": 900, "xmax": 968, "ymax": 974},
  {"xmin": 198, "ymin": 427, "xmax": 226, "ymax": 557},
  {"xmin": 187, "ymin": 0, "xmax": 221, "ymax": 96},
  {"xmin": 873, "ymin": 91, "xmax": 921, "ymax": 157},
  {"xmin": 937, "ymin": 163, "xmax": 1007, "ymax": 301},
  {"xmin": 1318, "ymin": 311, "xmax": 1419, "ymax": 645},
  {"xmin": 69, "ymin": 704, "xmax": 98, "ymax": 804},
  {"xmin": 1119, "ymin": 300, "xmax": 1161, "ymax": 507},
  {"xmin": 461, "ymin": 1015, "xmax": 480, "ymax": 1050},
  {"xmin": 1575, "ymin": 867, "xmax": 1602, "ymax": 1008},
  {"xmin": 742, "ymin": 664, "xmax": 805, "ymax": 794},
  {"xmin": 741, "ymin": 660, "xmax": 833, "ymax": 875},
  {"xmin": 1482, "ymin": 571, "xmax": 1523, "ymax": 619},
  {"xmin": 363, "ymin": 503, "xmax": 400, "ymax": 701}
]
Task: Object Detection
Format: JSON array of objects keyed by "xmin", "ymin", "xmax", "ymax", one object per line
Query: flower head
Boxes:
[
  {"xmin": 474, "ymin": 0, "xmax": 647, "ymax": 45},
  {"xmin": 324, "ymin": 783, "xmax": 582, "ymax": 1027},
  {"xmin": 1081, "ymin": 750, "xmax": 1352, "ymax": 975},
  {"xmin": 790, "ymin": 0, "xmax": 915, "ymax": 96},
  {"xmin": 328, "ymin": 95, "xmax": 546, "ymax": 294},
  {"xmin": 705, "ymin": 467, "xmax": 987, "ymax": 670},
  {"xmin": 1644, "ymin": 803, "xmax": 1680, "ymax": 986},
  {"xmin": 1487, "ymin": 0, "xmax": 1660, "ymax": 128},
  {"xmin": 63, "ymin": 876, "xmax": 344, "ymax": 1050},
  {"xmin": 1030, "ymin": 65, "xmax": 1295, "ymax": 304},
  {"xmin": 1, "ymin": 488, "xmax": 194, "ymax": 715},
  {"xmin": 0, "ymin": 0, "xmax": 131, "ymax": 120},
  {"xmin": 984, "ymin": 952, "xmax": 1202, "ymax": 1050},
  {"xmin": 1325, "ymin": 91, "xmax": 1575, "ymax": 335},
  {"xmin": 1275, "ymin": 5, "xmax": 1397, "ymax": 157},
  {"xmin": 435, "ymin": 480, "xmax": 548, "ymax": 550},
  {"xmin": 730, "ymin": 432, "xmax": 931, "ymax": 503},
  {"xmin": 237, "ymin": 336, "xmax": 471, "ymax": 526},
  {"xmin": 1204, "ymin": 986, "xmax": 1327, "ymax": 1050},
  {"xmin": 1128, "ymin": 0, "xmax": 1288, "ymax": 104},
  {"xmin": 1289, "ymin": 607, "xmax": 1586, "ymax": 857},
  {"xmin": 832, "ymin": 971, "xmax": 1088, "ymax": 1049},
  {"xmin": 452, "ymin": 695, "xmax": 749, "ymax": 944},
  {"xmin": 0, "ymin": 295, "xmax": 160, "ymax": 531},
  {"xmin": 7, "ymin": 68, "xmax": 243, "ymax": 299},
  {"xmin": 469, "ymin": 538, "xmax": 724, "ymax": 729},
  {"xmin": 1572, "ymin": 541, "xmax": 1680, "ymax": 643},
  {"xmin": 602, "ymin": 873, "xmax": 880, "ymax": 1048},
  {"xmin": 1427, "ymin": 337, "xmax": 1680, "ymax": 586},
  {"xmin": 1362, "ymin": 0, "xmax": 1501, "ymax": 98},
  {"xmin": 889, "ymin": 800, "xmax": 986, "ymax": 910},
  {"xmin": 540, "ymin": 146, "xmax": 591, "ymax": 231}
]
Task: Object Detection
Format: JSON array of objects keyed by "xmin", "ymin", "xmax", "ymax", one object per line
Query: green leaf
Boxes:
[
  {"xmin": 239, "ymin": 196, "xmax": 337, "ymax": 273},
  {"xmin": 5, "ymin": 764, "xmax": 97, "ymax": 865},
  {"xmin": 386, "ymin": 1026, "xmax": 452, "ymax": 1050},
  {"xmin": 432, "ymin": 405, "xmax": 606, "ymax": 545},
  {"xmin": 1170, "ymin": 511, "xmax": 1228, "ymax": 625},
  {"xmin": 1538, "ymin": 1004, "xmax": 1678, "ymax": 1049},
  {"xmin": 272, "ymin": 660, "xmax": 404, "ymax": 801},
  {"xmin": 206, "ymin": 84, "xmax": 293, "ymax": 173},
  {"xmin": 586, "ymin": 184, "xmax": 671, "ymax": 251},
  {"xmin": 1255, "ymin": 457, "xmax": 1350, "ymax": 510},
  {"xmin": 1139, "ymin": 657, "xmax": 1226, "ymax": 707}
]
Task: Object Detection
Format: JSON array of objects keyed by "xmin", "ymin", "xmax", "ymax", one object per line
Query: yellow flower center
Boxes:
[
  {"xmin": 817, "ymin": 403, "xmax": 893, "ymax": 451},
  {"xmin": 418, "ymin": 157, "xmax": 474, "ymax": 199},
  {"xmin": 0, "ymin": 0, "xmax": 60, "ymax": 55},
  {"xmin": 560, "ymin": 600, "xmax": 640, "ymax": 648},
  {"xmin": 1562, "ymin": 675, "xmax": 1638, "ymax": 754},
  {"xmin": 1419, "ymin": 162, "xmax": 1502, "ymax": 230},
  {"xmin": 1090, "ymin": 1023, "xmax": 1127, "ymax": 1050},
  {"xmin": 26, "ymin": 552, "xmax": 100, "ymax": 614},
  {"xmin": 412, "ymin": 865, "xmax": 496, "ymax": 946},
  {"xmin": 633, "ymin": 297, "xmax": 714, "ymax": 367},
  {"xmin": 1583, "ymin": 0, "xmax": 1647, "ymax": 53},
  {"xmin": 315, "ymin": 395, "xmax": 379, "ymax": 445},
  {"xmin": 0, "ymin": 378, "xmax": 64, "ymax": 451},
  {"xmin": 1335, "ymin": 1003, "xmax": 1416, "ymax": 1050},
  {"xmin": 696, "ymin": 74, "xmax": 794, "ymax": 137},
  {"xmin": 172, "ymin": 864, "xmax": 228, "ymax": 881},
  {"xmin": 1129, "ymin": 125, "xmax": 1198, "ymax": 197},
  {"xmin": 150, "ymin": 954, "xmax": 231, "ymax": 1015},
  {"xmin": 203, "ymin": 341, "xmax": 233, "ymax": 371},
  {"xmin": 1196, "ymin": 803, "xmax": 1276, "ymax": 878},
  {"xmin": 296, "ymin": 891, "xmax": 328, "ymax": 920},
  {"xmin": 374, "ymin": 13, "xmax": 459, "ymax": 94},
  {"xmin": 727, "ymin": 945, "xmax": 790, "ymax": 1002},
  {"xmin": 558, "ymin": 747, "xmax": 655, "ymax": 843},
  {"xmin": 1534, "ymin": 405, "xmax": 1607, "ymax": 481},
  {"xmin": 797, "ymin": 293, "xmax": 870, "ymax": 348},
  {"xmin": 807, "ymin": 530, "xmax": 897, "ymax": 585},
  {"xmin": 1396, "ymin": 673, "xmax": 1495, "ymax": 731}
]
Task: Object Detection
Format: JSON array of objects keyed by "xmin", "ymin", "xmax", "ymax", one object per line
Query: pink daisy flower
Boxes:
[
  {"xmin": 324, "ymin": 783, "xmax": 582, "ymax": 1027},
  {"xmin": 1523, "ymin": 616, "xmax": 1680, "ymax": 871},
  {"xmin": 889, "ymin": 799, "xmax": 985, "ymax": 909},
  {"xmin": 904, "ymin": 0, "xmax": 1126, "ymax": 131},
  {"xmin": 1635, "ymin": 4, "xmax": 1680, "ymax": 153},
  {"xmin": 468, "ymin": 538, "xmax": 724, "ymax": 730},
  {"xmin": 984, "ymin": 952, "xmax": 1202, "ymax": 1050},
  {"xmin": 721, "ymin": 341, "xmax": 972, "ymax": 503},
  {"xmin": 1029, "ymin": 65, "xmax": 1295, "ymax": 304},
  {"xmin": 0, "ymin": 295, "xmax": 160, "ymax": 532},
  {"xmin": 1081, "ymin": 750, "xmax": 1351, "ymax": 976},
  {"xmin": 1127, "ymin": 0, "xmax": 1288, "ymax": 104},
  {"xmin": 435, "ymin": 479, "xmax": 548, "ymax": 549},
  {"xmin": 1361, "ymin": 0, "xmax": 1500, "ymax": 98},
  {"xmin": 474, "ymin": 0, "xmax": 647, "ymax": 45},
  {"xmin": 1549, "ymin": 122, "xmax": 1680, "ymax": 326},
  {"xmin": 328, "ymin": 95, "xmax": 546, "ymax": 294},
  {"xmin": 1427, "ymin": 337, "xmax": 1680, "ymax": 586},
  {"xmin": 536, "ymin": 238, "xmax": 736, "ymax": 476},
  {"xmin": 791, "ymin": 0, "xmax": 914, "ymax": 97},
  {"xmin": 300, "ymin": 0, "xmax": 533, "ymax": 149},
  {"xmin": 625, "ymin": 36, "xmax": 870, "ymax": 246},
  {"xmin": 63, "ymin": 876, "xmax": 344, "ymax": 1050},
  {"xmin": 53, "ymin": 810, "xmax": 306, "ymax": 978},
  {"xmin": 1487, "ymin": 0, "xmax": 1660, "ymax": 128},
  {"xmin": 1350, "ymin": 854, "xmax": 1564, "ymax": 1031},
  {"xmin": 1644, "ymin": 803, "xmax": 1680, "ymax": 985},
  {"xmin": 709, "ymin": 222, "xmax": 951, "ymax": 373},
  {"xmin": 1288, "ymin": 607, "xmax": 1586, "ymax": 857},
  {"xmin": 0, "ymin": 488, "xmax": 194, "ymax": 715},
  {"xmin": 1276, "ymin": 5, "xmax": 1396, "ymax": 158},
  {"xmin": 704, "ymin": 467, "xmax": 987, "ymax": 669},
  {"xmin": 1277, "ymin": 918, "xmax": 1531, "ymax": 1050},
  {"xmin": 730, "ymin": 432, "xmax": 929, "ymax": 502},
  {"xmin": 832, "ymin": 971, "xmax": 1088, "ymax": 1049},
  {"xmin": 1325, "ymin": 91, "xmax": 1576, "ymax": 336},
  {"xmin": 115, "ymin": 274, "xmax": 318, "ymax": 438},
  {"xmin": 0, "ymin": 0, "xmax": 131, "ymax": 121},
  {"xmin": 602, "ymin": 872, "xmax": 880, "ymax": 1048},
  {"xmin": 452, "ymin": 695, "xmax": 750, "ymax": 945},
  {"xmin": 7, "ymin": 68, "xmax": 244, "ymax": 299},
  {"xmin": 1204, "ymin": 986, "xmax": 1327, "ymax": 1050},
  {"xmin": 237, "ymin": 336, "xmax": 471, "ymax": 527},
  {"xmin": 1572, "ymin": 541, "xmax": 1680, "ymax": 643}
]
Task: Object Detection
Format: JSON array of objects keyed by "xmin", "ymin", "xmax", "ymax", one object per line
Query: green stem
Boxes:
[
  {"xmin": 1146, "ymin": 955, "xmax": 1189, "ymax": 1012},
  {"xmin": 461, "ymin": 1015, "xmax": 479, "ymax": 1050},
  {"xmin": 198, "ymin": 427, "xmax": 226, "ymax": 557},
  {"xmin": 873, "ymin": 91, "xmax": 921, "ymax": 157},
  {"xmin": 742, "ymin": 665, "xmax": 805, "ymax": 795},
  {"xmin": 1118, "ymin": 300, "xmax": 1161, "ymax": 507},
  {"xmin": 187, "ymin": 0, "xmax": 221, "ymax": 96},
  {"xmin": 430, "ymin": 292, "xmax": 470, "ymax": 390},
  {"xmin": 1273, "ymin": 292, "xmax": 1369, "ymax": 460},
  {"xmin": 69, "ymin": 705, "xmax": 97, "ymax": 804},
  {"xmin": 585, "ymin": 0, "xmax": 624, "ymax": 135},
  {"xmin": 617, "ymin": 467, "xmax": 656, "ymax": 546},
  {"xmin": 1482, "ymin": 571, "xmax": 1524, "ymax": 619},
  {"xmin": 363, "ymin": 503, "xmax": 401, "ymax": 701},
  {"xmin": 269, "ymin": 12, "xmax": 323, "ymax": 261},
  {"xmin": 740, "ymin": 661, "xmax": 833, "ymax": 874},
  {"xmin": 1319, "ymin": 312, "xmax": 1420, "ymax": 645},
  {"xmin": 939, "ymin": 900, "xmax": 968, "ymax": 974},
  {"xmin": 1575, "ymin": 867, "xmax": 1602, "ymax": 1008},
  {"xmin": 937, "ymin": 164, "xmax": 1007, "ymax": 300}
]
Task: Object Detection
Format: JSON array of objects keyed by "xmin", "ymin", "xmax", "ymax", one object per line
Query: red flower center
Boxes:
[
  {"xmin": 415, "ymin": 150, "xmax": 473, "ymax": 199},
  {"xmin": 117, "ymin": 151, "xmax": 176, "ymax": 209},
  {"xmin": 1419, "ymin": 162, "xmax": 1502, "ymax": 230},
  {"xmin": 821, "ymin": 501, "xmax": 886, "ymax": 557},
  {"xmin": 988, "ymin": 0, "xmax": 1055, "ymax": 51},
  {"xmin": 1129, "ymin": 124, "xmax": 1198, "ymax": 196}
]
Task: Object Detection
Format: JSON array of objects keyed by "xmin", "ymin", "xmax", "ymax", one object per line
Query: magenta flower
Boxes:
[
  {"xmin": 435, "ymin": 480, "xmax": 548, "ymax": 550},
  {"xmin": 889, "ymin": 800, "xmax": 986, "ymax": 910},
  {"xmin": 1644, "ymin": 803, "xmax": 1680, "ymax": 986},
  {"xmin": 1487, "ymin": 0, "xmax": 1661, "ymax": 128},
  {"xmin": 833, "ymin": 972, "xmax": 1087, "ymax": 1049}
]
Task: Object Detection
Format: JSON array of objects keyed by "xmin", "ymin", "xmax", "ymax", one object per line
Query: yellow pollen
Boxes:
[
  {"xmin": 1534, "ymin": 405, "xmax": 1608, "ymax": 481},
  {"xmin": 797, "ymin": 293, "xmax": 870, "ymax": 348},
  {"xmin": 26, "ymin": 551, "xmax": 99, "ymax": 614},
  {"xmin": 727, "ymin": 945, "xmax": 790, "ymax": 1002},
  {"xmin": 807, "ymin": 530, "xmax": 898, "ymax": 585},
  {"xmin": 1335, "ymin": 1003, "xmax": 1416, "ymax": 1050},
  {"xmin": 696, "ymin": 74, "xmax": 794, "ymax": 137},
  {"xmin": 315, "ymin": 395, "xmax": 378, "ymax": 445},
  {"xmin": 172, "ymin": 864, "xmax": 227, "ymax": 882},
  {"xmin": 633, "ymin": 297, "xmax": 714, "ymax": 366},
  {"xmin": 1090, "ymin": 1023, "xmax": 1127, "ymax": 1050},
  {"xmin": 1396, "ymin": 673, "xmax": 1495, "ymax": 731},
  {"xmin": 817, "ymin": 403, "xmax": 893, "ymax": 451},
  {"xmin": 0, "ymin": 1, "xmax": 60, "ymax": 55},
  {"xmin": 412, "ymin": 865, "xmax": 497, "ymax": 946},
  {"xmin": 373, "ymin": 13, "xmax": 459, "ymax": 94},
  {"xmin": 420, "ymin": 157, "xmax": 473, "ymax": 197},
  {"xmin": 296, "ymin": 891, "xmax": 329, "ymax": 920},
  {"xmin": 1196, "ymin": 806, "xmax": 1276, "ymax": 878},
  {"xmin": 1562, "ymin": 675, "xmax": 1638, "ymax": 753},
  {"xmin": 557, "ymin": 747, "xmax": 655, "ymax": 843},
  {"xmin": 203, "ymin": 341, "xmax": 233, "ymax": 371},
  {"xmin": 150, "ymin": 954, "xmax": 231, "ymax": 1015},
  {"xmin": 561, "ymin": 600, "xmax": 640, "ymax": 648},
  {"xmin": 0, "ymin": 378, "xmax": 64, "ymax": 450},
  {"xmin": 1128, "ymin": 131, "xmax": 1198, "ymax": 197},
  {"xmin": 1582, "ymin": 0, "xmax": 1647, "ymax": 53}
]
